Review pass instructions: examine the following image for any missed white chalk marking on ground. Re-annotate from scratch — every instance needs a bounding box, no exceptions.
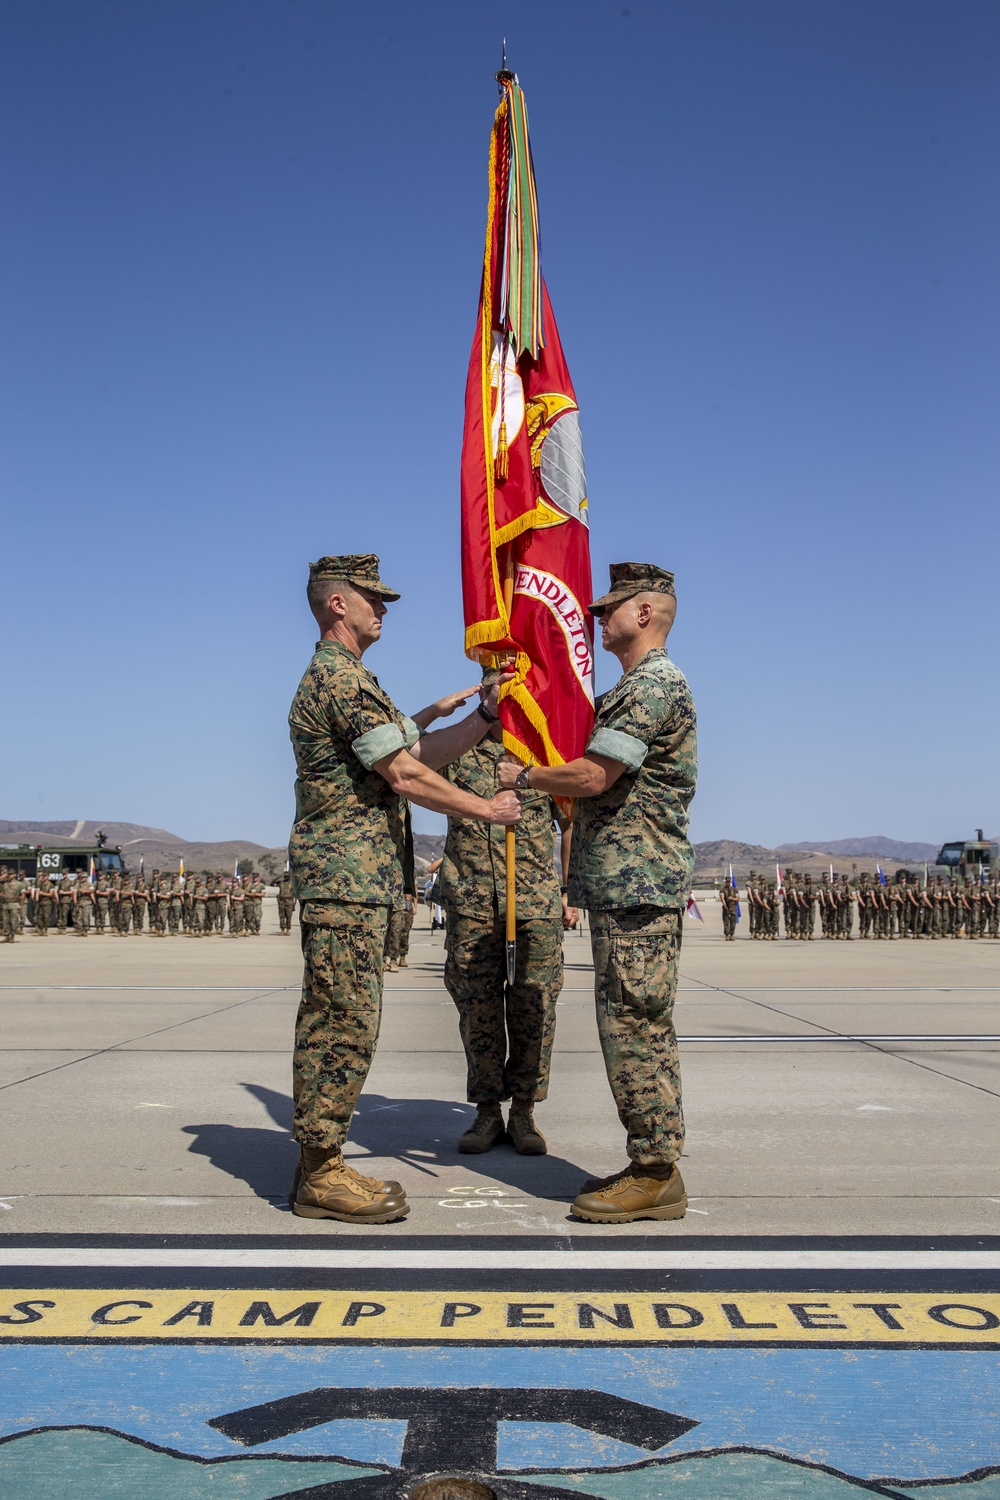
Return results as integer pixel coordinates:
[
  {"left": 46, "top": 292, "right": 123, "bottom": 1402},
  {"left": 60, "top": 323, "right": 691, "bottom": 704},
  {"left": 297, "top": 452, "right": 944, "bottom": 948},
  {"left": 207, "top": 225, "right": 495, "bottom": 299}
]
[{"left": 2, "top": 1248, "right": 999, "bottom": 1270}]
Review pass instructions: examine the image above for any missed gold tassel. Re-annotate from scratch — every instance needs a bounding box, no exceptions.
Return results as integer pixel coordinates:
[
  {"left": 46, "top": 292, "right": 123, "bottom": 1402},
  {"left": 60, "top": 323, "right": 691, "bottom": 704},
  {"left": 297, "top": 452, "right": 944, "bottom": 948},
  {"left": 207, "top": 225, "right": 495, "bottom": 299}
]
[{"left": 494, "top": 421, "right": 509, "bottom": 482}]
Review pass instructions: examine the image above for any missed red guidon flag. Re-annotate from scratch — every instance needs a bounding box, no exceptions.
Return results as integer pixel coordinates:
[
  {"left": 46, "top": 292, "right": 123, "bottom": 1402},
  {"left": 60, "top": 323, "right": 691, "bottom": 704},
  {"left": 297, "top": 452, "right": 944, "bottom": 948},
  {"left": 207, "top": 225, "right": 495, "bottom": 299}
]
[{"left": 461, "top": 73, "right": 594, "bottom": 789}]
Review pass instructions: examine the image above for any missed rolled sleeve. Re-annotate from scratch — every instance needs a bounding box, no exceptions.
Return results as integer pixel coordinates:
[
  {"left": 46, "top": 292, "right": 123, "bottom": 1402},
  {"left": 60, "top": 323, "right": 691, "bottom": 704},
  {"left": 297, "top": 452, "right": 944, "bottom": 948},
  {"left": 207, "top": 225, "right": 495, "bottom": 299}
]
[
  {"left": 587, "top": 726, "right": 648, "bottom": 770},
  {"left": 400, "top": 716, "right": 421, "bottom": 749},
  {"left": 353, "top": 721, "right": 408, "bottom": 769}
]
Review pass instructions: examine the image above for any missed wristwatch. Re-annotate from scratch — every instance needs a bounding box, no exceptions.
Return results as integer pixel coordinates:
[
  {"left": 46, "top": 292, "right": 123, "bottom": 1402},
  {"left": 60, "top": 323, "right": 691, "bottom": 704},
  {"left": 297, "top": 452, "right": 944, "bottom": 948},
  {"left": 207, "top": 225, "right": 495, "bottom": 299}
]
[
  {"left": 514, "top": 766, "right": 532, "bottom": 791},
  {"left": 476, "top": 701, "right": 499, "bottom": 724}
]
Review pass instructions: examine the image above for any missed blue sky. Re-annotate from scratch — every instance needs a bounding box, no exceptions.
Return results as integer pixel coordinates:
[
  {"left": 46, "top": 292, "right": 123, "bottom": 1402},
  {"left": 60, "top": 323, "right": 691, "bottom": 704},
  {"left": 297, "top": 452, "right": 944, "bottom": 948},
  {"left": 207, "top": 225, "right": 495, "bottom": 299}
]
[{"left": 3, "top": 0, "right": 998, "bottom": 849}]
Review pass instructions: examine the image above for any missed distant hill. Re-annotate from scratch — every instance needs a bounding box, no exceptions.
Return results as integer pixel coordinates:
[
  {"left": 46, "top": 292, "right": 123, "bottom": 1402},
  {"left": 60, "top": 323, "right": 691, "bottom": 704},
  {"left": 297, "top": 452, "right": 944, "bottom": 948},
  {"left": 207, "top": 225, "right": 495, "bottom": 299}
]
[
  {"left": 413, "top": 833, "right": 445, "bottom": 871},
  {"left": 0, "top": 819, "right": 286, "bottom": 877},
  {"left": 776, "top": 836, "right": 941, "bottom": 862},
  {"left": 4, "top": 818, "right": 962, "bottom": 885}
]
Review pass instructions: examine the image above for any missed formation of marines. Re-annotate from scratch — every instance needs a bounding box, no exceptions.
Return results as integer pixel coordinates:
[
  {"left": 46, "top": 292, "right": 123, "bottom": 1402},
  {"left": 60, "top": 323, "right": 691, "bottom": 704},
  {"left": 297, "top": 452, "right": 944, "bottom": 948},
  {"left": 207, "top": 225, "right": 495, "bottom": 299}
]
[
  {"left": 0, "top": 867, "right": 296, "bottom": 940},
  {"left": 724, "top": 871, "right": 1000, "bottom": 941}
]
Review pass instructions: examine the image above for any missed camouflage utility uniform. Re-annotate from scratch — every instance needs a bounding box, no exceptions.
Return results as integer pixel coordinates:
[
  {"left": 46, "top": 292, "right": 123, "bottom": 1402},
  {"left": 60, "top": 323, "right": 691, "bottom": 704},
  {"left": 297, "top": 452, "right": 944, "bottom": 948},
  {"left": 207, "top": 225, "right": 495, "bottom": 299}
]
[
  {"left": 719, "top": 880, "right": 739, "bottom": 940},
  {"left": 288, "top": 637, "right": 418, "bottom": 1151},
  {"left": 72, "top": 875, "right": 95, "bottom": 935},
  {"left": 569, "top": 646, "right": 697, "bottom": 1169},
  {"left": 2, "top": 877, "right": 26, "bottom": 942},
  {"left": 56, "top": 875, "right": 75, "bottom": 934},
  {"left": 33, "top": 878, "right": 56, "bottom": 936},
  {"left": 229, "top": 881, "right": 245, "bottom": 935},
  {"left": 384, "top": 803, "right": 416, "bottom": 971},
  {"left": 273, "top": 873, "right": 296, "bottom": 934},
  {"left": 440, "top": 736, "right": 564, "bottom": 1106}
]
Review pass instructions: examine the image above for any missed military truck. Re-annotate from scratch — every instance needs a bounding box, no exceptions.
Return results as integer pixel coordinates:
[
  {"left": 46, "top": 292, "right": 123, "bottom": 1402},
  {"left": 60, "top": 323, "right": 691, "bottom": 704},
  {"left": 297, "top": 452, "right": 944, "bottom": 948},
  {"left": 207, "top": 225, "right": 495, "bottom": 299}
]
[
  {"left": 935, "top": 830, "right": 998, "bottom": 878},
  {"left": 0, "top": 829, "right": 128, "bottom": 881}
]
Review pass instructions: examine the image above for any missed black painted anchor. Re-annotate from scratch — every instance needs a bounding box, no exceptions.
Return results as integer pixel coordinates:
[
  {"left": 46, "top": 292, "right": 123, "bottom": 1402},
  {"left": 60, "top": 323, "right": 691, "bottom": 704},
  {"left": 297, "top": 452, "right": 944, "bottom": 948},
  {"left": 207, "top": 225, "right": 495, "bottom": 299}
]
[{"left": 209, "top": 1385, "right": 698, "bottom": 1498}]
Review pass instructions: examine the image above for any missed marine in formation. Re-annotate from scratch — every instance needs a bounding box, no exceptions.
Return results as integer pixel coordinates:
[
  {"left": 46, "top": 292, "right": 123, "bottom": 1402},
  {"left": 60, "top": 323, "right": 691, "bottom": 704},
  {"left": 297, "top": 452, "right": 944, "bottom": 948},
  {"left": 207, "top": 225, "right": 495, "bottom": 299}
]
[{"left": 727, "top": 869, "right": 998, "bottom": 941}]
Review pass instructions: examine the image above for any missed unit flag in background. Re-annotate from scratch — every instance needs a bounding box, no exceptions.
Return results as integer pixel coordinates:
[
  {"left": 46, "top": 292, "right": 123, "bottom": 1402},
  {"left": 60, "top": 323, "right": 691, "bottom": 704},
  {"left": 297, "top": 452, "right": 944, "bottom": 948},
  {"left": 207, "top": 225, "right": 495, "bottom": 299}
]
[{"left": 460, "top": 71, "right": 594, "bottom": 795}]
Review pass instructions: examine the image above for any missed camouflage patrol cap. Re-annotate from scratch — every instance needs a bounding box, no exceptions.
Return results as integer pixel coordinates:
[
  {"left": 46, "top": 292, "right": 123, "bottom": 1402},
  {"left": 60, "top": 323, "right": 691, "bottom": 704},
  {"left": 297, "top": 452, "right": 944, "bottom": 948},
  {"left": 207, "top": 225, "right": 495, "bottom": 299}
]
[
  {"left": 308, "top": 554, "right": 400, "bottom": 602},
  {"left": 589, "top": 561, "right": 675, "bottom": 616}
]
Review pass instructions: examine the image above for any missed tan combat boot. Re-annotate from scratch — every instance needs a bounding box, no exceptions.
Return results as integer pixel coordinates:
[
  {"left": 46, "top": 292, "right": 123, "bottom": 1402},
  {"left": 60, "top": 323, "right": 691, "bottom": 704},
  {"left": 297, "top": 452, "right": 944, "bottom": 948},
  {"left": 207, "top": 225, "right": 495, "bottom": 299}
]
[
  {"left": 507, "top": 1103, "right": 547, "bottom": 1156},
  {"left": 571, "top": 1163, "right": 687, "bottom": 1224},
  {"left": 288, "top": 1152, "right": 403, "bottom": 1209},
  {"left": 291, "top": 1147, "right": 409, "bottom": 1222},
  {"left": 457, "top": 1103, "right": 505, "bottom": 1154}
]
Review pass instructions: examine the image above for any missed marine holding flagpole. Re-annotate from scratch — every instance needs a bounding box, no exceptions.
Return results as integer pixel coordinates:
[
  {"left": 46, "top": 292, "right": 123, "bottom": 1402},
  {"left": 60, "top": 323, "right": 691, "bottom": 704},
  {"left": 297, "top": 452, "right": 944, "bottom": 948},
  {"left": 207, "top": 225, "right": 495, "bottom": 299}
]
[
  {"left": 286, "top": 556, "right": 521, "bottom": 1224},
  {"left": 499, "top": 564, "right": 698, "bottom": 1223}
]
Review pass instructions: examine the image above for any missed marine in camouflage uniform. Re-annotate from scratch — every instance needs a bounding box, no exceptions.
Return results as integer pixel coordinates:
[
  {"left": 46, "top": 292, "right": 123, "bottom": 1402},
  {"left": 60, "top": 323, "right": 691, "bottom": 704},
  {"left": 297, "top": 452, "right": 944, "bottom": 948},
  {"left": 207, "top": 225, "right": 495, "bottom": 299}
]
[
  {"left": 439, "top": 729, "right": 566, "bottom": 1154},
  {"left": 746, "top": 872, "right": 759, "bottom": 938},
  {"left": 287, "top": 553, "right": 520, "bottom": 1224},
  {"left": 272, "top": 872, "right": 296, "bottom": 935},
  {"left": 189, "top": 878, "right": 209, "bottom": 936},
  {"left": 242, "top": 877, "right": 259, "bottom": 935},
  {"left": 132, "top": 878, "right": 148, "bottom": 934},
  {"left": 116, "top": 878, "right": 134, "bottom": 935},
  {"left": 857, "top": 875, "right": 872, "bottom": 938},
  {"left": 2, "top": 873, "right": 26, "bottom": 942},
  {"left": 501, "top": 562, "right": 696, "bottom": 1225},
  {"left": 229, "top": 879, "right": 246, "bottom": 935},
  {"left": 33, "top": 876, "right": 56, "bottom": 935},
  {"left": 719, "top": 878, "right": 739, "bottom": 940},
  {"left": 56, "top": 874, "right": 75, "bottom": 934},
  {"left": 800, "top": 873, "right": 816, "bottom": 939},
  {"left": 166, "top": 877, "right": 183, "bottom": 935},
  {"left": 93, "top": 873, "right": 112, "bottom": 934},
  {"left": 817, "top": 873, "right": 832, "bottom": 938},
  {"left": 72, "top": 873, "right": 95, "bottom": 935}
]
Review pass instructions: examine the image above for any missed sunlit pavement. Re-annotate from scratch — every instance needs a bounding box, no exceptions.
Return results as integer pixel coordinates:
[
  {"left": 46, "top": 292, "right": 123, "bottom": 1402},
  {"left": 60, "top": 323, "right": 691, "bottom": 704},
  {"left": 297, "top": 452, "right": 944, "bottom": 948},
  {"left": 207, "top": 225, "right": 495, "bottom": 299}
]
[{"left": 1, "top": 903, "right": 998, "bottom": 1496}]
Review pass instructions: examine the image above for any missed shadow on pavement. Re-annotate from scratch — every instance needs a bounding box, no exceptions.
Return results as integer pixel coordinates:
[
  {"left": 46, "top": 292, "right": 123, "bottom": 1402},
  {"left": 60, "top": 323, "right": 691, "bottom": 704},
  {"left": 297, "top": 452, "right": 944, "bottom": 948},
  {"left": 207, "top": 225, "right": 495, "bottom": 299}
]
[{"left": 182, "top": 1084, "right": 587, "bottom": 1206}]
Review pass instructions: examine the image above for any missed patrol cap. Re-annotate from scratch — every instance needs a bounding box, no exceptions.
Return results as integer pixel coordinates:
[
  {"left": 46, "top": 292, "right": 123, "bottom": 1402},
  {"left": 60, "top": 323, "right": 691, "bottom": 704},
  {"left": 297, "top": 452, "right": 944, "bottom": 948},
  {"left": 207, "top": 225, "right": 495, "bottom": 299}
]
[
  {"left": 589, "top": 561, "right": 675, "bottom": 616},
  {"left": 308, "top": 553, "right": 400, "bottom": 602}
]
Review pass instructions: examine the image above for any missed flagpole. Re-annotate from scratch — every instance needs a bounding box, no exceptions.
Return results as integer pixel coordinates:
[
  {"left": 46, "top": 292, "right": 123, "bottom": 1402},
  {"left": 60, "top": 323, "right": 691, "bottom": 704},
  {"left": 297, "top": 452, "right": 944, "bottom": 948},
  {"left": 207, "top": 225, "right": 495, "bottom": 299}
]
[{"left": 503, "top": 549, "right": 517, "bottom": 986}]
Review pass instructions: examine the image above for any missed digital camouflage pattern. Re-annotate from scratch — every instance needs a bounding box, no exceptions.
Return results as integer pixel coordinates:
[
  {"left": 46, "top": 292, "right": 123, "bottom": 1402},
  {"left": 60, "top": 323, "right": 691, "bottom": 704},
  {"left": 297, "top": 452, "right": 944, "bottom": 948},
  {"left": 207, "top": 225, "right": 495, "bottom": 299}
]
[
  {"left": 308, "top": 552, "right": 400, "bottom": 601},
  {"left": 273, "top": 874, "right": 296, "bottom": 933},
  {"left": 440, "top": 736, "right": 565, "bottom": 920},
  {"left": 720, "top": 881, "right": 739, "bottom": 939},
  {"left": 72, "top": 879, "right": 94, "bottom": 935},
  {"left": 440, "top": 738, "right": 565, "bottom": 1102},
  {"left": 288, "top": 639, "right": 418, "bottom": 907},
  {"left": 444, "top": 913, "right": 562, "bottom": 1103},
  {"left": 2, "top": 877, "right": 25, "bottom": 941},
  {"left": 590, "top": 906, "right": 684, "bottom": 1166},
  {"left": 244, "top": 876, "right": 265, "bottom": 935},
  {"left": 589, "top": 560, "right": 675, "bottom": 615},
  {"left": 385, "top": 901, "right": 414, "bottom": 962},
  {"left": 293, "top": 901, "right": 389, "bottom": 1148},
  {"left": 569, "top": 648, "right": 697, "bottom": 911},
  {"left": 56, "top": 876, "right": 74, "bottom": 933},
  {"left": 33, "top": 882, "right": 55, "bottom": 935}
]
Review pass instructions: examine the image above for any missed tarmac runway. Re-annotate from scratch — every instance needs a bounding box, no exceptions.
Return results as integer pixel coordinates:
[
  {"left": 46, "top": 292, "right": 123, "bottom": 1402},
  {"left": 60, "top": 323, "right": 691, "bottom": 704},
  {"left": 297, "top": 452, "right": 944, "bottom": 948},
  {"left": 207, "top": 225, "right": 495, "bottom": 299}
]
[{"left": 1, "top": 902, "right": 998, "bottom": 1496}]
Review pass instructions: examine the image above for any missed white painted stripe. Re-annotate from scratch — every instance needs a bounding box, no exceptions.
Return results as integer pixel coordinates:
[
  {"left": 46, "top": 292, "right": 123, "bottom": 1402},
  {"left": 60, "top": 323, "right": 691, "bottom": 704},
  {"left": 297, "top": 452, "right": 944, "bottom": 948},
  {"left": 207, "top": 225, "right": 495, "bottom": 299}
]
[
  {"left": 0, "top": 1248, "right": 997, "bottom": 1270},
  {"left": 679, "top": 1035, "right": 1000, "bottom": 1043},
  {"left": 2, "top": 985, "right": 999, "bottom": 993}
]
